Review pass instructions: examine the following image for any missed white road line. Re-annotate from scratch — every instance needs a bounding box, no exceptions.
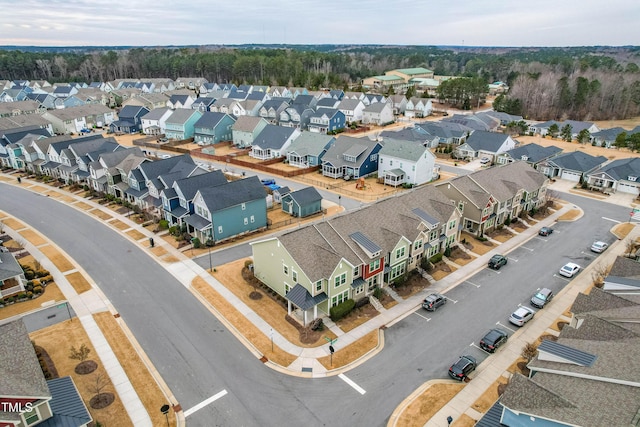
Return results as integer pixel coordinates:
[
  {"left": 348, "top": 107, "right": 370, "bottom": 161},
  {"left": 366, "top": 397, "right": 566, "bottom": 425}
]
[
  {"left": 581, "top": 251, "right": 595, "bottom": 258},
  {"left": 445, "top": 296, "right": 458, "bottom": 304},
  {"left": 553, "top": 274, "right": 571, "bottom": 281},
  {"left": 507, "top": 257, "right": 518, "bottom": 262},
  {"left": 496, "top": 321, "right": 517, "bottom": 333},
  {"left": 520, "top": 246, "right": 534, "bottom": 251},
  {"left": 184, "top": 390, "right": 228, "bottom": 417},
  {"left": 470, "top": 342, "right": 483, "bottom": 350},
  {"left": 602, "top": 217, "right": 621, "bottom": 224},
  {"left": 465, "top": 281, "right": 481, "bottom": 288},
  {"left": 413, "top": 311, "right": 431, "bottom": 322},
  {"left": 339, "top": 373, "right": 366, "bottom": 395},
  {"left": 534, "top": 236, "right": 547, "bottom": 241}
]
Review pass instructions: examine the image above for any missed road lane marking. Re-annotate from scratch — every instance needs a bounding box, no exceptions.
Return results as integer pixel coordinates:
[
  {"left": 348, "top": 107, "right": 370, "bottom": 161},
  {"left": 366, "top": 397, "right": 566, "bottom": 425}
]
[
  {"left": 413, "top": 311, "right": 431, "bottom": 322},
  {"left": 520, "top": 246, "right": 534, "bottom": 251},
  {"left": 507, "top": 257, "right": 518, "bottom": 262},
  {"left": 581, "top": 251, "right": 595, "bottom": 258},
  {"left": 602, "top": 217, "right": 621, "bottom": 223},
  {"left": 553, "top": 274, "right": 571, "bottom": 281},
  {"left": 444, "top": 296, "right": 458, "bottom": 304},
  {"left": 184, "top": 389, "right": 228, "bottom": 417},
  {"left": 496, "top": 321, "right": 517, "bottom": 333},
  {"left": 339, "top": 373, "right": 366, "bottom": 395},
  {"left": 465, "top": 281, "right": 481, "bottom": 288}
]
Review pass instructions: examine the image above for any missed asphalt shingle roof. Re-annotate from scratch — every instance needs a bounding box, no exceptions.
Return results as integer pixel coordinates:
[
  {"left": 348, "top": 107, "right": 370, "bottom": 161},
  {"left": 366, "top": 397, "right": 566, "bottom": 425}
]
[
  {"left": 287, "top": 186, "right": 322, "bottom": 205},
  {"left": 199, "top": 176, "right": 266, "bottom": 213},
  {"left": 379, "top": 138, "right": 431, "bottom": 162},
  {"left": 590, "top": 157, "right": 640, "bottom": 181},
  {"left": 252, "top": 124, "right": 297, "bottom": 150},
  {"left": 463, "top": 130, "right": 510, "bottom": 152},
  {"left": 505, "top": 143, "right": 562, "bottom": 163}
]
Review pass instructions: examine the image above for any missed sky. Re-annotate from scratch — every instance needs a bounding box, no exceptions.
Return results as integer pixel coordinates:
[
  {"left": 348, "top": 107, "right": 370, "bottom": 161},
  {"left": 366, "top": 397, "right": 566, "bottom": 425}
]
[{"left": 1, "top": 0, "right": 639, "bottom": 47}]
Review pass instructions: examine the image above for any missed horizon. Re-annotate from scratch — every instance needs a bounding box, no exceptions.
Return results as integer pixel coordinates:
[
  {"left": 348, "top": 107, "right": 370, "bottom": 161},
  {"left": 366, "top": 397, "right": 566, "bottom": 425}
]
[{"left": 1, "top": 0, "right": 638, "bottom": 47}]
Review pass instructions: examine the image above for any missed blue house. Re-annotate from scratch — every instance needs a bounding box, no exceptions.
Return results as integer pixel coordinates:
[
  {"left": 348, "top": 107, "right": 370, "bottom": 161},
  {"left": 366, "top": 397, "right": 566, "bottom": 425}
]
[
  {"left": 321, "top": 135, "right": 383, "bottom": 179},
  {"left": 281, "top": 186, "right": 322, "bottom": 218},
  {"left": 193, "top": 112, "right": 236, "bottom": 146},
  {"left": 109, "top": 106, "right": 150, "bottom": 134},
  {"left": 307, "top": 108, "right": 345, "bottom": 134},
  {"left": 165, "top": 109, "right": 203, "bottom": 140},
  {"left": 188, "top": 176, "right": 268, "bottom": 244},
  {"left": 161, "top": 170, "right": 228, "bottom": 225},
  {"left": 285, "top": 132, "right": 335, "bottom": 168}
]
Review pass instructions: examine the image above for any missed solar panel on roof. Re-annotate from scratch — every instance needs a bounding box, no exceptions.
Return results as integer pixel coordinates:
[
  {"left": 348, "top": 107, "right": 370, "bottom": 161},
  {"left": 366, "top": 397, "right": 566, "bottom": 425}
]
[{"left": 350, "top": 232, "right": 381, "bottom": 254}]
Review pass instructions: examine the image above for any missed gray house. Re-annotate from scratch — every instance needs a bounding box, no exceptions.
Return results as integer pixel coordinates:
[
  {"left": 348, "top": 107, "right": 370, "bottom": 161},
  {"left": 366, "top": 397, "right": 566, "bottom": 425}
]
[
  {"left": 285, "top": 132, "right": 335, "bottom": 168},
  {"left": 250, "top": 124, "right": 301, "bottom": 160},
  {"left": 496, "top": 143, "right": 562, "bottom": 168},
  {"left": 586, "top": 157, "right": 640, "bottom": 195},
  {"left": 193, "top": 112, "right": 236, "bottom": 146},
  {"left": 537, "top": 151, "right": 607, "bottom": 182},
  {"left": 232, "top": 116, "right": 269, "bottom": 148},
  {"left": 455, "top": 130, "right": 516, "bottom": 161},
  {"left": 281, "top": 186, "right": 322, "bottom": 218}
]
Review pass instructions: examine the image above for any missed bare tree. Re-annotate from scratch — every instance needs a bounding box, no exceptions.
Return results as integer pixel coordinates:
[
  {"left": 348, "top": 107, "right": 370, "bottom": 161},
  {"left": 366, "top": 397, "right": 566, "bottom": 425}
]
[
  {"left": 625, "top": 237, "right": 637, "bottom": 258},
  {"left": 591, "top": 262, "right": 609, "bottom": 288},
  {"left": 87, "top": 372, "right": 109, "bottom": 401},
  {"left": 522, "top": 342, "right": 538, "bottom": 363}
]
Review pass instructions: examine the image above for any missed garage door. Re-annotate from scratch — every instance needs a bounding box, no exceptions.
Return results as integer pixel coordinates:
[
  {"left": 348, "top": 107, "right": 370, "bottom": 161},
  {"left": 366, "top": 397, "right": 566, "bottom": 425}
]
[
  {"left": 561, "top": 170, "right": 581, "bottom": 182},
  {"left": 617, "top": 182, "right": 640, "bottom": 195}
]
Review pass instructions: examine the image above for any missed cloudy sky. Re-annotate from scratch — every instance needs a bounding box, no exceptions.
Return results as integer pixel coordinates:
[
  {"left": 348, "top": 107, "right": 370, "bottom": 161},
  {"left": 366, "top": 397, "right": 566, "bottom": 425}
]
[{"left": 1, "top": 0, "right": 638, "bottom": 47}]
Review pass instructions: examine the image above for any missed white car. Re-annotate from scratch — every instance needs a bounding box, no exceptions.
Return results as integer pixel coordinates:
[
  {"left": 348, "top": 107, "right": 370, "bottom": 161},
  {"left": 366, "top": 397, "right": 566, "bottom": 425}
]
[
  {"left": 591, "top": 241, "right": 608, "bottom": 253},
  {"left": 509, "top": 306, "right": 535, "bottom": 326},
  {"left": 480, "top": 157, "right": 490, "bottom": 165},
  {"left": 559, "top": 262, "right": 581, "bottom": 278}
]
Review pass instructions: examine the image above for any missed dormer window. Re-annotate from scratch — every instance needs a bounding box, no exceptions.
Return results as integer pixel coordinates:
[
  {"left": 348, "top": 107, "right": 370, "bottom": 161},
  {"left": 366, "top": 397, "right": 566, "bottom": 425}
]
[{"left": 521, "top": 155, "right": 529, "bottom": 161}]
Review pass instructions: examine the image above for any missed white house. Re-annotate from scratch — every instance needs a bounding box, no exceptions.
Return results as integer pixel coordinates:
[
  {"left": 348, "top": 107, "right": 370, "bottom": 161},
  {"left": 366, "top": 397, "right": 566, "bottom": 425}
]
[
  {"left": 362, "top": 102, "right": 394, "bottom": 126},
  {"left": 378, "top": 138, "right": 437, "bottom": 187}
]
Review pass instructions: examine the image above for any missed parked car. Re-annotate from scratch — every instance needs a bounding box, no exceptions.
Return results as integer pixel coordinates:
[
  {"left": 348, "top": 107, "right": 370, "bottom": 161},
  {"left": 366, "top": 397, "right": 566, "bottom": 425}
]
[
  {"left": 422, "top": 293, "right": 447, "bottom": 311},
  {"left": 479, "top": 328, "right": 508, "bottom": 353},
  {"left": 509, "top": 306, "right": 535, "bottom": 326},
  {"left": 530, "top": 288, "right": 554, "bottom": 308},
  {"left": 448, "top": 355, "right": 477, "bottom": 381},
  {"left": 591, "top": 241, "right": 609, "bottom": 253},
  {"left": 559, "top": 262, "right": 580, "bottom": 278},
  {"left": 538, "top": 227, "right": 553, "bottom": 236},
  {"left": 80, "top": 128, "right": 91, "bottom": 134},
  {"left": 480, "top": 157, "right": 490, "bottom": 165},
  {"left": 488, "top": 254, "right": 508, "bottom": 270},
  {"left": 261, "top": 179, "right": 276, "bottom": 186}
]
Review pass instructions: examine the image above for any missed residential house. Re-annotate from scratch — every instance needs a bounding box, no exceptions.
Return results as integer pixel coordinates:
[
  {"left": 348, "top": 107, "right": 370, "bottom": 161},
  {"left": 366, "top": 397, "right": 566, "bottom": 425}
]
[
  {"left": 109, "top": 105, "right": 149, "bottom": 134},
  {"left": 443, "top": 114, "right": 499, "bottom": 132},
  {"left": 42, "top": 105, "right": 116, "bottom": 134},
  {"left": 167, "top": 94, "right": 195, "bottom": 110},
  {"left": 377, "top": 138, "right": 437, "bottom": 187},
  {"left": 284, "top": 132, "right": 335, "bottom": 168},
  {"left": 61, "top": 95, "right": 87, "bottom": 108},
  {"left": 454, "top": 130, "right": 516, "bottom": 161},
  {"left": 273, "top": 186, "right": 290, "bottom": 203},
  {"left": 387, "top": 95, "right": 408, "bottom": 115},
  {"left": 25, "top": 135, "right": 71, "bottom": 174},
  {"left": 52, "top": 85, "right": 78, "bottom": 98},
  {"left": 1, "top": 127, "right": 53, "bottom": 170},
  {"left": 415, "top": 122, "right": 469, "bottom": 147},
  {"left": 250, "top": 124, "right": 301, "bottom": 160},
  {"left": 495, "top": 287, "right": 640, "bottom": 427},
  {"left": 193, "top": 112, "right": 235, "bottom": 146},
  {"left": 337, "top": 98, "right": 366, "bottom": 123},
  {"left": 25, "top": 92, "right": 62, "bottom": 110},
  {"left": 379, "top": 127, "right": 438, "bottom": 149},
  {"left": 0, "top": 114, "right": 54, "bottom": 134},
  {"left": 191, "top": 97, "right": 217, "bottom": 112},
  {"left": 122, "top": 93, "right": 169, "bottom": 111},
  {"left": 496, "top": 143, "right": 562, "bottom": 168},
  {"left": 209, "top": 98, "right": 239, "bottom": 115},
  {"left": 164, "top": 109, "right": 202, "bottom": 140},
  {"left": 590, "top": 127, "right": 628, "bottom": 148},
  {"left": 404, "top": 97, "right": 432, "bottom": 118},
  {"left": 0, "top": 100, "right": 42, "bottom": 118},
  {"left": 140, "top": 107, "right": 173, "bottom": 136},
  {"left": 586, "top": 157, "right": 640, "bottom": 195},
  {"left": 88, "top": 146, "right": 146, "bottom": 194},
  {"left": 362, "top": 102, "right": 394, "bottom": 126},
  {"left": 289, "top": 87, "right": 309, "bottom": 99},
  {"left": 198, "top": 82, "right": 219, "bottom": 94},
  {"left": 161, "top": 170, "right": 228, "bottom": 226},
  {"left": 537, "top": 151, "right": 607, "bottom": 182},
  {"left": 482, "top": 111, "right": 523, "bottom": 126},
  {"left": 281, "top": 187, "right": 322, "bottom": 218},
  {"left": 328, "top": 89, "right": 345, "bottom": 100},
  {"left": 291, "top": 94, "right": 317, "bottom": 110},
  {"left": 0, "top": 319, "right": 92, "bottom": 427},
  {"left": 603, "top": 256, "right": 640, "bottom": 297},
  {"left": 436, "top": 161, "right": 549, "bottom": 236},
  {"left": 315, "top": 97, "right": 340, "bottom": 109},
  {"left": 250, "top": 184, "right": 460, "bottom": 325},
  {"left": 175, "top": 77, "right": 208, "bottom": 90},
  {"left": 0, "top": 250, "right": 28, "bottom": 298},
  {"left": 258, "top": 99, "right": 290, "bottom": 125},
  {"left": 363, "top": 94, "right": 386, "bottom": 106},
  {"left": 529, "top": 119, "right": 599, "bottom": 138},
  {"left": 269, "top": 86, "right": 292, "bottom": 99},
  {"left": 307, "top": 108, "right": 345, "bottom": 134},
  {"left": 279, "top": 104, "right": 314, "bottom": 130},
  {"left": 56, "top": 137, "right": 121, "bottom": 184},
  {"left": 321, "top": 135, "right": 383, "bottom": 179},
  {"left": 186, "top": 176, "right": 268, "bottom": 244},
  {"left": 232, "top": 116, "right": 269, "bottom": 148}
]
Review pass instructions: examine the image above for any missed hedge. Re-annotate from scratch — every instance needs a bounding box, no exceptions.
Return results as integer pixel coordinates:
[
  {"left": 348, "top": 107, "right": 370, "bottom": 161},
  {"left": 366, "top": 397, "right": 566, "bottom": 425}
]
[
  {"left": 429, "top": 253, "right": 443, "bottom": 264},
  {"left": 330, "top": 299, "right": 355, "bottom": 321}
]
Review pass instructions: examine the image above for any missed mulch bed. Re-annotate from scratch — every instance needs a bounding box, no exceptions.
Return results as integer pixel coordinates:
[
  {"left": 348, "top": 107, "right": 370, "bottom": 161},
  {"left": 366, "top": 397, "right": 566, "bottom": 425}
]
[
  {"left": 486, "top": 228, "right": 514, "bottom": 239},
  {"left": 75, "top": 360, "right": 98, "bottom": 375},
  {"left": 449, "top": 247, "right": 471, "bottom": 261},
  {"left": 90, "top": 393, "right": 115, "bottom": 409},
  {"left": 285, "top": 314, "right": 323, "bottom": 345},
  {"left": 34, "top": 345, "right": 59, "bottom": 379},
  {"left": 392, "top": 271, "right": 431, "bottom": 297}
]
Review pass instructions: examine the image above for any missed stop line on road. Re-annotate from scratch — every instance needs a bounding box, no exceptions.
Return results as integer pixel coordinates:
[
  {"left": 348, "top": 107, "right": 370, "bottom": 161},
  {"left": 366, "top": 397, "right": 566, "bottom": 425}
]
[{"left": 184, "top": 389, "right": 228, "bottom": 418}]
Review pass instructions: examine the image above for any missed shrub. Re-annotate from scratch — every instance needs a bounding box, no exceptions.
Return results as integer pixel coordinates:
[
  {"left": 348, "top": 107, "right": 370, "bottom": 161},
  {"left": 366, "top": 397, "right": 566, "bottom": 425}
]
[
  {"left": 158, "top": 219, "right": 169, "bottom": 230},
  {"left": 26, "top": 291, "right": 33, "bottom": 299},
  {"left": 17, "top": 292, "right": 27, "bottom": 300},
  {"left": 429, "top": 253, "right": 443, "bottom": 264},
  {"left": 33, "top": 285, "right": 43, "bottom": 294},
  {"left": 444, "top": 246, "right": 452, "bottom": 257},
  {"left": 244, "top": 260, "right": 253, "bottom": 269},
  {"left": 497, "top": 224, "right": 504, "bottom": 230},
  {"left": 330, "top": 299, "right": 355, "bottom": 321},
  {"left": 40, "top": 275, "right": 53, "bottom": 283},
  {"left": 373, "top": 287, "right": 384, "bottom": 299},
  {"left": 476, "top": 235, "right": 488, "bottom": 242},
  {"left": 35, "top": 270, "right": 50, "bottom": 278},
  {"left": 581, "top": 181, "right": 588, "bottom": 189},
  {"left": 192, "top": 237, "right": 201, "bottom": 249},
  {"left": 504, "top": 217, "right": 512, "bottom": 226}
]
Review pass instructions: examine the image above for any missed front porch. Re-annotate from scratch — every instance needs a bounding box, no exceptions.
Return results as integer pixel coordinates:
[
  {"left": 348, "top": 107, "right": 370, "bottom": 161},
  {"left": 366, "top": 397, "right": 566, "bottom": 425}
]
[
  {"left": 285, "top": 284, "right": 328, "bottom": 327},
  {"left": 383, "top": 168, "right": 406, "bottom": 187}
]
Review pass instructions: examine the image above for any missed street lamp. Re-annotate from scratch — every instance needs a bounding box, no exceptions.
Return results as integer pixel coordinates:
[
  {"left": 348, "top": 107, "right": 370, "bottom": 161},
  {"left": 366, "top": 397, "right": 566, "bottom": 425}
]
[{"left": 160, "top": 404, "right": 170, "bottom": 427}]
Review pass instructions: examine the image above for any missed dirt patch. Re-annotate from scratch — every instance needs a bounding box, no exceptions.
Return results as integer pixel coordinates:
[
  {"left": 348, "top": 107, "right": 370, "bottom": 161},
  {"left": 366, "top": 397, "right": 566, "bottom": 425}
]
[
  {"left": 75, "top": 360, "right": 98, "bottom": 375},
  {"left": 612, "top": 222, "right": 635, "bottom": 239},
  {"left": 549, "top": 320, "right": 568, "bottom": 332},
  {"left": 392, "top": 271, "right": 431, "bottom": 299},
  {"left": 191, "top": 276, "right": 298, "bottom": 367},
  {"left": 451, "top": 414, "right": 478, "bottom": 427},
  {"left": 150, "top": 246, "right": 168, "bottom": 257},
  {"left": 507, "top": 357, "right": 528, "bottom": 374},
  {"left": 126, "top": 229, "right": 145, "bottom": 240},
  {"left": 161, "top": 255, "right": 180, "bottom": 263},
  {"left": 285, "top": 315, "right": 325, "bottom": 344},
  {"left": 460, "top": 232, "right": 495, "bottom": 255},
  {"left": 380, "top": 293, "right": 398, "bottom": 309},
  {"left": 317, "top": 330, "right": 379, "bottom": 370},
  {"left": 335, "top": 303, "right": 380, "bottom": 333},
  {"left": 394, "top": 383, "right": 465, "bottom": 427},
  {"left": 29, "top": 319, "right": 132, "bottom": 427},
  {"left": 431, "top": 262, "right": 456, "bottom": 281},
  {"left": 0, "top": 282, "right": 65, "bottom": 320},
  {"left": 486, "top": 227, "right": 515, "bottom": 243},
  {"left": 511, "top": 221, "right": 529, "bottom": 232},
  {"left": 471, "top": 376, "right": 509, "bottom": 413},
  {"left": 557, "top": 209, "right": 581, "bottom": 221},
  {"left": 93, "top": 312, "right": 178, "bottom": 427},
  {"left": 213, "top": 259, "right": 335, "bottom": 347},
  {"left": 18, "top": 229, "right": 46, "bottom": 246},
  {"left": 64, "top": 271, "right": 92, "bottom": 294},
  {"left": 448, "top": 247, "right": 474, "bottom": 266},
  {"left": 89, "top": 209, "right": 113, "bottom": 220},
  {"left": 90, "top": 393, "right": 115, "bottom": 410},
  {"left": 39, "top": 245, "right": 75, "bottom": 273},
  {"left": 1, "top": 217, "right": 26, "bottom": 230}
]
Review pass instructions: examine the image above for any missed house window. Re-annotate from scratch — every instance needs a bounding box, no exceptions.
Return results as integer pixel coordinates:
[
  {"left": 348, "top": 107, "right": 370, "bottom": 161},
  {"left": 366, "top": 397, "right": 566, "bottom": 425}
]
[
  {"left": 370, "top": 154, "right": 378, "bottom": 162},
  {"left": 334, "top": 272, "right": 347, "bottom": 288},
  {"left": 396, "top": 247, "right": 406, "bottom": 258},
  {"left": 429, "top": 230, "right": 438, "bottom": 241},
  {"left": 331, "top": 289, "right": 349, "bottom": 307},
  {"left": 414, "top": 240, "right": 423, "bottom": 250},
  {"left": 292, "top": 270, "right": 298, "bottom": 282},
  {"left": 217, "top": 225, "right": 223, "bottom": 234},
  {"left": 283, "top": 265, "right": 289, "bottom": 276},
  {"left": 390, "top": 263, "right": 406, "bottom": 280},
  {"left": 23, "top": 407, "right": 39, "bottom": 425},
  {"left": 242, "top": 202, "right": 246, "bottom": 210},
  {"left": 369, "top": 259, "right": 380, "bottom": 271},
  {"left": 250, "top": 215, "right": 255, "bottom": 223},
  {"left": 390, "top": 160, "right": 393, "bottom": 166},
  {"left": 316, "top": 280, "right": 322, "bottom": 292},
  {"left": 448, "top": 220, "right": 456, "bottom": 230},
  {"left": 380, "top": 158, "right": 384, "bottom": 164},
  {"left": 355, "top": 284, "right": 364, "bottom": 295},
  {"left": 284, "top": 283, "right": 291, "bottom": 295},
  {"left": 353, "top": 266, "right": 359, "bottom": 277}
]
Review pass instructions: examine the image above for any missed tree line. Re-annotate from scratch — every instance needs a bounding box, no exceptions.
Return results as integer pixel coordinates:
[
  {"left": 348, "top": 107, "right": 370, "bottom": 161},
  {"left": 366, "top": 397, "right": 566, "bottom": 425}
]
[{"left": 0, "top": 45, "right": 638, "bottom": 120}]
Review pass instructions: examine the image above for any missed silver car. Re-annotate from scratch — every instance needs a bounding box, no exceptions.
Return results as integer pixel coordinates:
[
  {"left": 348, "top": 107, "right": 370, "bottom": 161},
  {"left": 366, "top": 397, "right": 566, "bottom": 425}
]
[
  {"left": 509, "top": 306, "right": 535, "bottom": 326},
  {"left": 591, "top": 241, "right": 608, "bottom": 253}
]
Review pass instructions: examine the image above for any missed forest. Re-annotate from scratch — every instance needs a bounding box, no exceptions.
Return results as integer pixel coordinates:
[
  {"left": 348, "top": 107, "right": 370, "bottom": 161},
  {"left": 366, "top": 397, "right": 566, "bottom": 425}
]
[{"left": 0, "top": 45, "right": 639, "bottom": 121}]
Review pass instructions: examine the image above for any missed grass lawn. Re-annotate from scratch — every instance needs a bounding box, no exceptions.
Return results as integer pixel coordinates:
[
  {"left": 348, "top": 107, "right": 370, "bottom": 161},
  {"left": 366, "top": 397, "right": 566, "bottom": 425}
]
[
  {"left": 64, "top": 271, "right": 92, "bottom": 294},
  {"left": 317, "top": 330, "right": 379, "bottom": 370},
  {"left": 1, "top": 217, "right": 26, "bottom": 230},
  {"left": 394, "top": 383, "right": 465, "bottom": 427},
  {"left": 126, "top": 229, "right": 146, "bottom": 241},
  {"left": 613, "top": 222, "right": 635, "bottom": 239},
  {"left": 0, "top": 283, "right": 65, "bottom": 320},
  {"left": 39, "top": 245, "right": 75, "bottom": 273},
  {"left": 18, "top": 228, "right": 46, "bottom": 246},
  {"left": 557, "top": 209, "right": 581, "bottom": 221},
  {"left": 89, "top": 209, "right": 113, "bottom": 221},
  {"left": 460, "top": 232, "right": 495, "bottom": 255}
]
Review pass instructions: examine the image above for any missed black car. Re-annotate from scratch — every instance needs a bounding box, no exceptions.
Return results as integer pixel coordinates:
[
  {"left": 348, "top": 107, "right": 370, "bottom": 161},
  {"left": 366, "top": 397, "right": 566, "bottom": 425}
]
[
  {"left": 422, "top": 293, "right": 447, "bottom": 311},
  {"left": 448, "top": 355, "right": 477, "bottom": 381},
  {"left": 538, "top": 227, "right": 553, "bottom": 236},
  {"left": 488, "top": 254, "right": 507, "bottom": 270},
  {"left": 479, "top": 328, "right": 508, "bottom": 353}
]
